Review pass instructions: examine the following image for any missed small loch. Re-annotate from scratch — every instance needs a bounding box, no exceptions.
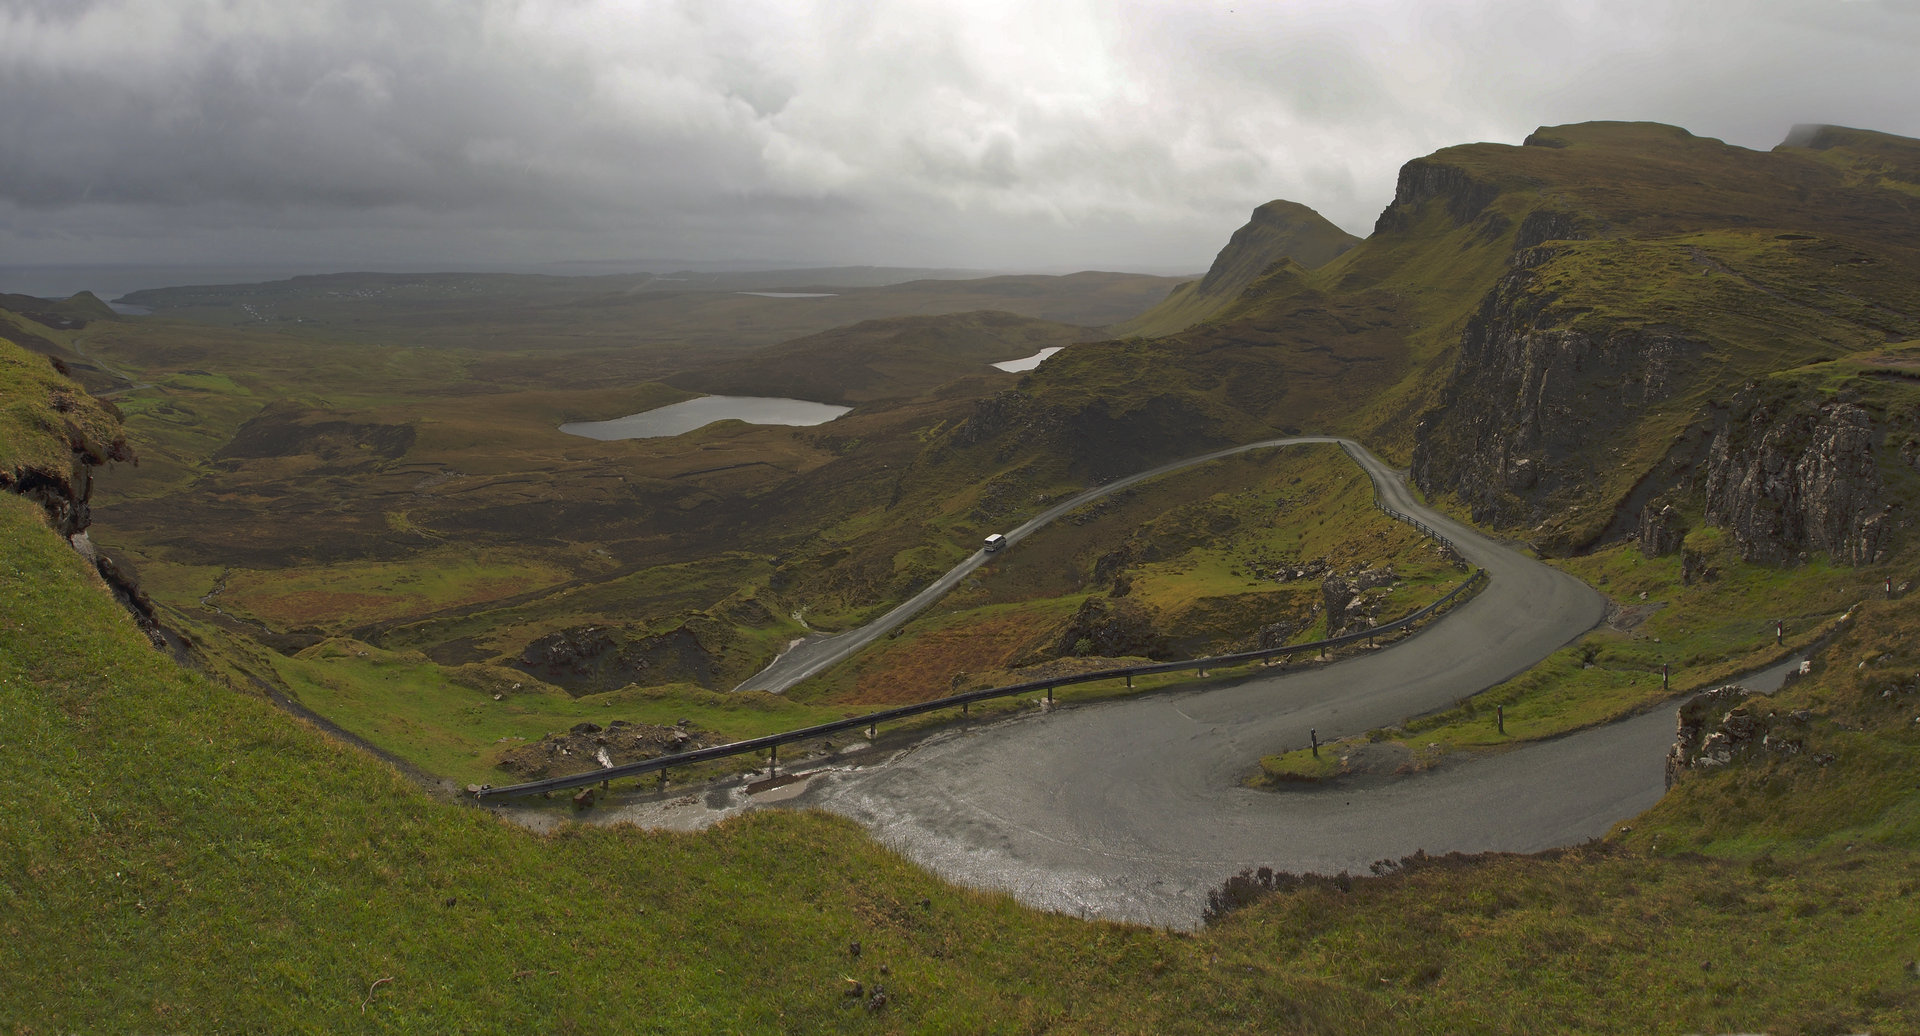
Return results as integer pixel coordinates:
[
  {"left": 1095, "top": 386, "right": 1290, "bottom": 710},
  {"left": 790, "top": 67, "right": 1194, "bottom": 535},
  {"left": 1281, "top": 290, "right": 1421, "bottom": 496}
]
[
  {"left": 991, "top": 346, "right": 1064, "bottom": 372},
  {"left": 560, "top": 395, "right": 852, "bottom": 441}
]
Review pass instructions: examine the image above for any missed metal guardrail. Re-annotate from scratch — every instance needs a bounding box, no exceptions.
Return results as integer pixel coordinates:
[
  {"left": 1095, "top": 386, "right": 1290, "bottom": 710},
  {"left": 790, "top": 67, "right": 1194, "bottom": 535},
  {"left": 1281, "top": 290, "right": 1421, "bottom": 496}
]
[
  {"left": 1335, "top": 441, "right": 1465, "bottom": 557},
  {"left": 474, "top": 567, "right": 1488, "bottom": 801}
]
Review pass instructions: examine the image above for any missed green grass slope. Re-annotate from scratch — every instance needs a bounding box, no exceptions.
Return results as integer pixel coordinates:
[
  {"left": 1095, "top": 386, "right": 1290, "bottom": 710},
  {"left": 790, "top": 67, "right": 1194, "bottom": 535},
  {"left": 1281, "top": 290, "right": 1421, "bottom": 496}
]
[{"left": 11, "top": 480, "right": 1920, "bottom": 1032}]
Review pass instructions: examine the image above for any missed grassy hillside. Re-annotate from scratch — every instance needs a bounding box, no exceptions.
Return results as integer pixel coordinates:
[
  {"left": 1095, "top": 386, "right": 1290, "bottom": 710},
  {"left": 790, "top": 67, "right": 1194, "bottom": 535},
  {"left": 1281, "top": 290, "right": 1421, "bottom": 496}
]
[
  {"left": 794, "top": 443, "right": 1465, "bottom": 707},
  {"left": 668, "top": 309, "right": 1093, "bottom": 405},
  {"left": 8, "top": 398, "right": 1920, "bottom": 1031}
]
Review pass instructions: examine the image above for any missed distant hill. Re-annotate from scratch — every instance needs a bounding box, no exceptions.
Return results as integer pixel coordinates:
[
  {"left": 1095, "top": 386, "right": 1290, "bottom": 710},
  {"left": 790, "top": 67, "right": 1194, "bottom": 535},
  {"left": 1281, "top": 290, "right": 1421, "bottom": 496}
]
[
  {"left": 109, "top": 268, "right": 1184, "bottom": 366},
  {"left": 1116, "top": 199, "right": 1360, "bottom": 337},
  {"left": 0, "top": 291, "right": 131, "bottom": 393}
]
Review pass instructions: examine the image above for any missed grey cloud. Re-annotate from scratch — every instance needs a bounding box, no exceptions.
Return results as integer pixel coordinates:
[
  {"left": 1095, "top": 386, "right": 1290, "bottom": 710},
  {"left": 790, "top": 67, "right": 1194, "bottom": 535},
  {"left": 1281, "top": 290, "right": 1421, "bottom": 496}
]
[{"left": 2, "top": 0, "right": 1917, "bottom": 274}]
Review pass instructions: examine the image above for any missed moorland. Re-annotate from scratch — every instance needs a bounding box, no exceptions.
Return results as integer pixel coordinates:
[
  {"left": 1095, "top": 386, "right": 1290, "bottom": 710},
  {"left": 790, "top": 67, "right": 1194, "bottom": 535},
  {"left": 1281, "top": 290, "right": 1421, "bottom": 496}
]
[{"left": 6, "top": 120, "right": 1920, "bottom": 1032}]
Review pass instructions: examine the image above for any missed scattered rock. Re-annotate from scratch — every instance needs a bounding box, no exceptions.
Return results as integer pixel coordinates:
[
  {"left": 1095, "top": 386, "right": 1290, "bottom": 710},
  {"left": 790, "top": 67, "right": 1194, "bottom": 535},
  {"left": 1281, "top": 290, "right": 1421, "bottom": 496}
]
[
  {"left": 496, "top": 721, "right": 723, "bottom": 780},
  {"left": 1322, "top": 566, "right": 1396, "bottom": 636}
]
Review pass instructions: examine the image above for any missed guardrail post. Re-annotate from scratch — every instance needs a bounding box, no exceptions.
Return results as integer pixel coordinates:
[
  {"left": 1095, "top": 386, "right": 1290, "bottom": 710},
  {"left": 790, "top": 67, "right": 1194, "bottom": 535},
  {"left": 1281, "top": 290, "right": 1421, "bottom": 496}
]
[
  {"left": 769, "top": 744, "right": 777, "bottom": 777},
  {"left": 1046, "top": 685, "right": 1054, "bottom": 704},
  {"left": 867, "top": 723, "right": 876, "bottom": 741},
  {"left": 1125, "top": 674, "right": 1132, "bottom": 689},
  {"left": 962, "top": 701, "right": 969, "bottom": 718},
  {"left": 659, "top": 768, "right": 668, "bottom": 789},
  {"left": 1310, "top": 728, "right": 1319, "bottom": 759}
]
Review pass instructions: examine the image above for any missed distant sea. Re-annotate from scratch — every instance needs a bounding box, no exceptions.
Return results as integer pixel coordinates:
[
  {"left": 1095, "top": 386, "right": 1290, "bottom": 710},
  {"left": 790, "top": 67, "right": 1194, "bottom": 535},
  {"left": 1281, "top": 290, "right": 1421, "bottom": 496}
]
[{"left": 0, "top": 258, "right": 884, "bottom": 303}]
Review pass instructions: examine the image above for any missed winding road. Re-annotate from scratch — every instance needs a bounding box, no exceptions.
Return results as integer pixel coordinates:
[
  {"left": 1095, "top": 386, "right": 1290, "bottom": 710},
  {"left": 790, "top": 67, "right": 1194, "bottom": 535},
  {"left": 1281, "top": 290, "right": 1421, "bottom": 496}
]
[
  {"left": 611, "top": 438, "right": 1708, "bottom": 928},
  {"left": 768, "top": 437, "right": 1640, "bottom": 927}
]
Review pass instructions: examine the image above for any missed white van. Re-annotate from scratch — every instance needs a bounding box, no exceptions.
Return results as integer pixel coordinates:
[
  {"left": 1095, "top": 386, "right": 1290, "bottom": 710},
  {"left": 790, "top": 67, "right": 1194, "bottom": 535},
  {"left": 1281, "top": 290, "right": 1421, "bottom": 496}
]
[{"left": 983, "top": 533, "right": 1006, "bottom": 553}]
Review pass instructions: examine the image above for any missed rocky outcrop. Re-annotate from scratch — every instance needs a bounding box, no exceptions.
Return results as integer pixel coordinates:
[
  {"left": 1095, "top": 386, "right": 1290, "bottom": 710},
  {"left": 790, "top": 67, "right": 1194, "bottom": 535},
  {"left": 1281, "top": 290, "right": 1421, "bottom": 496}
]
[
  {"left": 515, "top": 622, "right": 720, "bottom": 694},
  {"left": 1052, "top": 596, "right": 1166, "bottom": 659},
  {"left": 1321, "top": 565, "right": 1396, "bottom": 636},
  {"left": 1703, "top": 390, "right": 1889, "bottom": 565},
  {"left": 1639, "top": 501, "right": 1686, "bottom": 557},
  {"left": 1665, "top": 685, "right": 1809, "bottom": 787},
  {"left": 1411, "top": 255, "right": 1702, "bottom": 539}
]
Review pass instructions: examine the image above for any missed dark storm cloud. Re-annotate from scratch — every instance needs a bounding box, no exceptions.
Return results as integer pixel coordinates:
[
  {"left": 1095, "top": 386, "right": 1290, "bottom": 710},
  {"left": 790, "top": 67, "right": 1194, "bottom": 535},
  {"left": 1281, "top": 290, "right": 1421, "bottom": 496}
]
[{"left": 2, "top": 0, "right": 1917, "bottom": 273}]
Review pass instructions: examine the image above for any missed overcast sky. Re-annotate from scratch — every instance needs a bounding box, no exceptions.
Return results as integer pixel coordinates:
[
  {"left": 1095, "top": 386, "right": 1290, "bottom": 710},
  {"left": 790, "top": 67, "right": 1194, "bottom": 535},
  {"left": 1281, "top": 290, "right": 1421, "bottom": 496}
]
[{"left": 4, "top": 0, "right": 1918, "bottom": 283}]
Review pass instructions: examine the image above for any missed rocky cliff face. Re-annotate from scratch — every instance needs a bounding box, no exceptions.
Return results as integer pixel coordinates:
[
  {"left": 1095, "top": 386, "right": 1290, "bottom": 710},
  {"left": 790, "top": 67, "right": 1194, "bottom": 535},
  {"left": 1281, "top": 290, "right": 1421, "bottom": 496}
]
[
  {"left": 1372, "top": 158, "right": 1503, "bottom": 235},
  {"left": 1410, "top": 248, "right": 1702, "bottom": 540},
  {"left": 1703, "top": 389, "right": 1891, "bottom": 565}
]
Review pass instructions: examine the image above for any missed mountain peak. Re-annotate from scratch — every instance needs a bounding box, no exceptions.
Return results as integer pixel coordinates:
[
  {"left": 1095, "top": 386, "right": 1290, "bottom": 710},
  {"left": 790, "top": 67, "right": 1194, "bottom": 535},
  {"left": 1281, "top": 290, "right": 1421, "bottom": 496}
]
[{"left": 1116, "top": 199, "right": 1359, "bottom": 338}]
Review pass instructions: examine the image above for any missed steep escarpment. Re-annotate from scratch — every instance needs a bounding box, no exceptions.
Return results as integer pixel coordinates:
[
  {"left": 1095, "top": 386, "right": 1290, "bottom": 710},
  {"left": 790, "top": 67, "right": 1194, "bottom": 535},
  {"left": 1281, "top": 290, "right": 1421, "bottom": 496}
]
[
  {"left": 1410, "top": 247, "right": 1703, "bottom": 539},
  {"left": 0, "top": 336, "right": 160, "bottom": 642}
]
